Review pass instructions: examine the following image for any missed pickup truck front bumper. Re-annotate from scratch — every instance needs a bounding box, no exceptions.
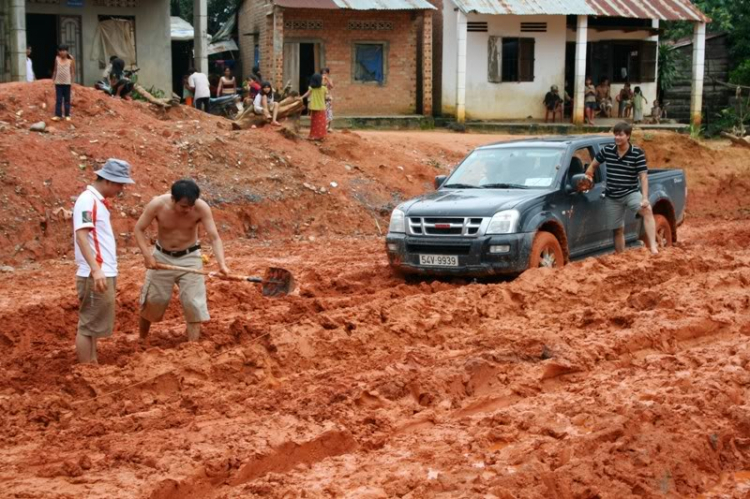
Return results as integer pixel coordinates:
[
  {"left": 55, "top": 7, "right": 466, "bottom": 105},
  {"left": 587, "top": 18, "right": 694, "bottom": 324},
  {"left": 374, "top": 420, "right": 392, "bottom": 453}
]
[{"left": 385, "top": 232, "right": 535, "bottom": 276}]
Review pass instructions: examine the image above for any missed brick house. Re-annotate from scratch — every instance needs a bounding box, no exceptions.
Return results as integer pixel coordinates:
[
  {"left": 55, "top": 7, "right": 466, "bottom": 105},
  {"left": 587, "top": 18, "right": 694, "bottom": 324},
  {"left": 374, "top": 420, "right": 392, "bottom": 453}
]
[{"left": 237, "top": 0, "right": 435, "bottom": 116}]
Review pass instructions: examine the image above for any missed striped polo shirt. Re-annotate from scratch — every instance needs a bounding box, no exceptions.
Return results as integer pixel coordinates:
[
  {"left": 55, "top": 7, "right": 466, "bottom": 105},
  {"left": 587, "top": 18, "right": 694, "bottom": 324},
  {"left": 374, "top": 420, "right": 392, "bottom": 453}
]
[{"left": 595, "top": 143, "right": 648, "bottom": 199}]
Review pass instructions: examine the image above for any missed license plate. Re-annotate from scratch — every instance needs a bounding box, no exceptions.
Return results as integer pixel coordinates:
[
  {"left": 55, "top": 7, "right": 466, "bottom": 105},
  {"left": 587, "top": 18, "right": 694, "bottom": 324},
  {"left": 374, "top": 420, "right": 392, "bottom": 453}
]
[{"left": 419, "top": 254, "right": 459, "bottom": 267}]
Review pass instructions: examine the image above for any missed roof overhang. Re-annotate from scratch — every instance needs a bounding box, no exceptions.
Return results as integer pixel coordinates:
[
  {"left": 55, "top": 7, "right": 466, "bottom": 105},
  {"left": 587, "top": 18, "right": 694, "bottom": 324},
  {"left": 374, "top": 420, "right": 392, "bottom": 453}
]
[
  {"left": 274, "top": 0, "right": 436, "bottom": 11},
  {"left": 452, "top": 0, "right": 708, "bottom": 22}
]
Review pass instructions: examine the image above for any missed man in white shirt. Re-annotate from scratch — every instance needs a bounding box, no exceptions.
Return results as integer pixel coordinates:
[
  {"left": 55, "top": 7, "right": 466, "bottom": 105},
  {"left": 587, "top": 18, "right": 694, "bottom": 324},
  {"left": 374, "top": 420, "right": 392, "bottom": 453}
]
[
  {"left": 73, "top": 159, "right": 135, "bottom": 363},
  {"left": 187, "top": 67, "right": 211, "bottom": 113},
  {"left": 26, "top": 46, "right": 35, "bottom": 82}
]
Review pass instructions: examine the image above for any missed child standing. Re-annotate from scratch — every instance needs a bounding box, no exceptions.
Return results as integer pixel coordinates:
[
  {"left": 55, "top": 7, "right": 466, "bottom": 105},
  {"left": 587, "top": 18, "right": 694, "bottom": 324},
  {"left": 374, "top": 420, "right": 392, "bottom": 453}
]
[
  {"left": 321, "top": 67, "right": 334, "bottom": 132},
  {"left": 52, "top": 44, "right": 75, "bottom": 121},
  {"left": 302, "top": 73, "right": 328, "bottom": 141},
  {"left": 632, "top": 86, "right": 648, "bottom": 123},
  {"left": 617, "top": 83, "right": 633, "bottom": 118}
]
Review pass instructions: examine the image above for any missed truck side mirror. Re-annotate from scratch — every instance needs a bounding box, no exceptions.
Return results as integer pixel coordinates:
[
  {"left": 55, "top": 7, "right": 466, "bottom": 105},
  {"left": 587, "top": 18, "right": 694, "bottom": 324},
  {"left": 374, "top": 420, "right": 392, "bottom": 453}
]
[
  {"left": 435, "top": 175, "right": 447, "bottom": 189},
  {"left": 567, "top": 173, "right": 588, "bottom": 194}
]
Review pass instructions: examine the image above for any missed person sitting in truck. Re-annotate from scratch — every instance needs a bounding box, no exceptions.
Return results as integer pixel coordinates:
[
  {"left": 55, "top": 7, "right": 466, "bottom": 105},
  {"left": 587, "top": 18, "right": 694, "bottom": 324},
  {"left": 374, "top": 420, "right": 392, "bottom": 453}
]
[{"left": 584, "top": 121, "right": 658, "bottom": 255}]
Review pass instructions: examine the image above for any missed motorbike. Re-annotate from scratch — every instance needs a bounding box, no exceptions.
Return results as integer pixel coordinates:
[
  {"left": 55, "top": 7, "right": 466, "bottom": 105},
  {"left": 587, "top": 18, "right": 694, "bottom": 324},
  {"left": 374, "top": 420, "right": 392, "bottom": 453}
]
[
  {"left": 209, "top": 91, "right": 243, "bottom": 119},
  {"left": 95, "top": 68, "right": 139, "bottom": 98}
]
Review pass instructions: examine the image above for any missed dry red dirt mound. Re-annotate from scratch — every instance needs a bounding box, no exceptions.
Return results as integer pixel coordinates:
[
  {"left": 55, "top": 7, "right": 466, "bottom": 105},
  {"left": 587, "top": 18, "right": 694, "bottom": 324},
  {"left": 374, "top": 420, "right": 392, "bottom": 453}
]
[{"left": 0, "top": 82, "right": 464, "bottom": 264}]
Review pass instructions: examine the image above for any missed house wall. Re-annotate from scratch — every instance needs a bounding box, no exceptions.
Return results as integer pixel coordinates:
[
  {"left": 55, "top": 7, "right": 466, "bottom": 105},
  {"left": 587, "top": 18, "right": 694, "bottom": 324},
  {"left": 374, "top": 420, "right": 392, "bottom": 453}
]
[
  {"left": 24, "top": 0, "right": 171, "bottom": 92},
  {"left": 442, "top": 9, "right": 567, "bottom": 120},
  {"left": 237, "top": 0, "right": 267, "bottom": 80},
  {"left": 567, "top": 23, "right": 659, "bottom": 113},
  {"left": 239, "top": 4, "right": 423, "bottom": 115}
]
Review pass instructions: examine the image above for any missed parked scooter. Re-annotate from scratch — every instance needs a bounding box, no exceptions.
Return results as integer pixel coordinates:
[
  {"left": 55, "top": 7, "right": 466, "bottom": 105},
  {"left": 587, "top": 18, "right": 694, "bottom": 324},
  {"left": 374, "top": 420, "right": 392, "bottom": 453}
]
[{"left": 209, "top": 91, "right": 243, "bottom": 119}]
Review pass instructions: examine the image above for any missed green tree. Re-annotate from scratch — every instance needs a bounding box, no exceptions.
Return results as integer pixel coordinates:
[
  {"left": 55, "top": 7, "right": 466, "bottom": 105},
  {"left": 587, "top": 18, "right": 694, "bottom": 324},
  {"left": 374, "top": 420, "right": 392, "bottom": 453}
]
[{"left": 171, "top": 0, "right": 239, "bottom": 36}]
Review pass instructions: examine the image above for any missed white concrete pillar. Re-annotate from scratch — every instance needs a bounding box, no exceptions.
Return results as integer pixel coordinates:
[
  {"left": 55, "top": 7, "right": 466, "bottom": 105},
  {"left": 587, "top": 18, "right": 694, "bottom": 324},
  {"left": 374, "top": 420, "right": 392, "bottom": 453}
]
[
  {"left": 572, "top": 15, "right": 587, "bottom": 126},
  {"left": 456, "top": 10, "right": 467, "bottom": 123},
  {"left": 9, "top": 0, "right": 27, "bottom": 81},
  {"left": 690, "top": 22, "right": 706, "bottom": 128},
  {"left": 193, "top": 0, "right": 208, "bottom": 74}
]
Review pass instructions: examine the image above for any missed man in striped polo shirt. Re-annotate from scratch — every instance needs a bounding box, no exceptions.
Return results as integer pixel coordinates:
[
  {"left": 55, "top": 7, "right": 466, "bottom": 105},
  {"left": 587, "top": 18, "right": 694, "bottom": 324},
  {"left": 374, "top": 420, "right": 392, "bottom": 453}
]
[
  {"left": 73, "top": 159, "right": 135, "bottom": 363},
  {"left": 584, "top": 122, "right": 658, "bottom": 255}
]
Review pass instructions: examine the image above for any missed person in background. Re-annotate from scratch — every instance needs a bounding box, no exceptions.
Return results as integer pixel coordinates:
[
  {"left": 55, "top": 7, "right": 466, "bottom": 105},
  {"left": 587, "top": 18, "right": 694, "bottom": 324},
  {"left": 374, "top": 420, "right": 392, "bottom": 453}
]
[
  {"left": 632, "top": 86, "right": 648, "bottom": 124},
  {"left": 188, "top": 67, "right": 211, "bottom": 113},
  {"left": 650, "top": 100, "right": 662, "bottom": 124},
  {"left": 584, "top": 77, "right": 597, "bottom": 125},
  {"left": 102, "top": 55, "right": 118, "bottom": 79},
  {"left": 72, "top": 159, "right": 135, "bottom": 363},
  {"left": 26, "top": 46, "right": 35, "bottom": 82},
  {"left": 321, "top": 67, "right": 334, "bottom": 132},
  {"left": 182, "top": 74, "right": 194, "bottom": 107},
  {"left": 617, "top": 83, "right": 633, "bottom": 118},
  {"left": 302, "top": 73, "right": 328, "bottom": 141},
  {"left": 596, "top": 78, "right": 613, "bottom": 118},
  {"left": 543, "top": 85, "right": 563, "bottom": 123},
  {"left": 51, "top": 44, "right": 75, "bottom": 122},
  {"left": 217, "top": 67, "right": 237, "bottom": 96},
  {"left": 253, "top": 81, "right": 280, "bottom": 126}
]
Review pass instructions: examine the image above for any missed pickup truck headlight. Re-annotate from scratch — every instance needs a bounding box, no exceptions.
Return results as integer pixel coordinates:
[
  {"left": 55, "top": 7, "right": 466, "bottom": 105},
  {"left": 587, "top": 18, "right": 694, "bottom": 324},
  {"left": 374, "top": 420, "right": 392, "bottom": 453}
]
[
  {"left": 388, "top": 209, "right": 406, "bottom": 233},
  {"left": 486, "top": 210, "right": 520, "bottom": 234}
]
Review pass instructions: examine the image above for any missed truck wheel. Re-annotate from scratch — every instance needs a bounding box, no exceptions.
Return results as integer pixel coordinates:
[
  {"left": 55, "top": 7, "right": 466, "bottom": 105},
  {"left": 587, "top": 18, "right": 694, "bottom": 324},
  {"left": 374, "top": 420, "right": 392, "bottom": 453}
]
[
  {"left": 528, "top": 232, "right": 564, "bottom": 269},
  {"left": 653, "top": 214, "right": 673, "bottom": 248}
]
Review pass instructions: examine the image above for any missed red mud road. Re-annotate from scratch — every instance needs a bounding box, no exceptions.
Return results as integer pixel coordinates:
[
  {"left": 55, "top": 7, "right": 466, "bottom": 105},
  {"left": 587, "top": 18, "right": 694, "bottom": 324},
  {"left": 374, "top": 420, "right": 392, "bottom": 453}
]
[{"left": 1, "top": 84, "right": 750, "bottom": 498}]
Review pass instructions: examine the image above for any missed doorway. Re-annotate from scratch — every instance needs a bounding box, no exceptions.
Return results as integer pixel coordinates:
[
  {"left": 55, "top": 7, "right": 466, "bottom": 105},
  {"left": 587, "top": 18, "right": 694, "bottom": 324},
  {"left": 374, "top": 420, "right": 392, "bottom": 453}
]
[
  {"left": 27, "top": 14, "right": 58, "bottom": 80},
  {"left": 283, "top": 40, "right": 322, "bottom": 93},
  {"left": 26, "top": 14, "right": 83, "bottom": 81}
]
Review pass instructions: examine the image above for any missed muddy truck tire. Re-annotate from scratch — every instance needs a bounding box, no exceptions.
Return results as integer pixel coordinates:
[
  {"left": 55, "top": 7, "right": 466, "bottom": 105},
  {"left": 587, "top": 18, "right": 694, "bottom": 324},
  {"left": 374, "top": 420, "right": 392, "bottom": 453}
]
[
  {"left": 652, "top": 214, "right": 673, "bottom": 248},
  {"left": 528, "top": 231, "right": 564, "bottom": 270}
]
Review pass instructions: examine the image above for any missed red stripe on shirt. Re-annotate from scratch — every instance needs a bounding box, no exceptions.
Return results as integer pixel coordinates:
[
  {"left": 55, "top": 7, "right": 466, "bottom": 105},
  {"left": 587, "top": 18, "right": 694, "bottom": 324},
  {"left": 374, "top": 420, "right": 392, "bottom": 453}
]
[{"left": 92, "top": 201, "right": 103, "bottom": 266}]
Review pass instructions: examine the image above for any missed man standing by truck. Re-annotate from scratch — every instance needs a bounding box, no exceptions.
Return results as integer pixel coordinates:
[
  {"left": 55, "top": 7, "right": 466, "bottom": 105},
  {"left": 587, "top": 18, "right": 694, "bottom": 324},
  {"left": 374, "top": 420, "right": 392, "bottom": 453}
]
[
  {"left": 584, "top": 121, "right": 658, "bottom": 254},
  {"left": 134, "top": 179, "right": 230, "bottom": 343}
]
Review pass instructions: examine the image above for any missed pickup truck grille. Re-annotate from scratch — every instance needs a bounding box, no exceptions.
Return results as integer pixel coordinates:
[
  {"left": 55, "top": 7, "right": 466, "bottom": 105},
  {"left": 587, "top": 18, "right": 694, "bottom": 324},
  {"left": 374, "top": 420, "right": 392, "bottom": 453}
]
[
  {"left": 407, "top": 243, "right": 472, "bottom": 255},
  {"left": 408, "top": 217, "right": 485, "bottom": 237}
]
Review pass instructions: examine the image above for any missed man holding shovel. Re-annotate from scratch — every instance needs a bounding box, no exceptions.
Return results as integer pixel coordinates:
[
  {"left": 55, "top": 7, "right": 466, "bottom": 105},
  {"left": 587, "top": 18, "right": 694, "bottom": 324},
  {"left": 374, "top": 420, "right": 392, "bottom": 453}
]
[{"left": 134, "top": 179, "right": 229, "bottom": 342}]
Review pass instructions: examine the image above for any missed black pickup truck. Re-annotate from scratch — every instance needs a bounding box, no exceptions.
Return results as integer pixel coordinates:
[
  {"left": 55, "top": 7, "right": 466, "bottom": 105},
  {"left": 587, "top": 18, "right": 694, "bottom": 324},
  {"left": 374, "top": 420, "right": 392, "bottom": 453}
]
[{"left": 385, "top": 136, "right": 686, "bottom": 276}]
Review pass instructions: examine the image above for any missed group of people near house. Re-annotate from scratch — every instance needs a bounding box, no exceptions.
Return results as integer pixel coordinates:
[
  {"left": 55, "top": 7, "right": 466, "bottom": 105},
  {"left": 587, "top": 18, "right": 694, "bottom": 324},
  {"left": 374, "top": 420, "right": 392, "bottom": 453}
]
[
  {"left": 182, "top": 65, "right": 335, "bottom": 140},
  {"left": 543, "top": 77, "right": 663, "bottom": 126}
]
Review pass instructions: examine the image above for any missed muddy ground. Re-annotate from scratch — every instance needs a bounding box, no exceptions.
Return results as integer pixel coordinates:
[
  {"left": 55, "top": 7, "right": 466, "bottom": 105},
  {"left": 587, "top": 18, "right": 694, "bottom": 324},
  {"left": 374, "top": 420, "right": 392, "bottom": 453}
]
[{"left": 1, "top": 83, "right": 750, "bottom": 498}]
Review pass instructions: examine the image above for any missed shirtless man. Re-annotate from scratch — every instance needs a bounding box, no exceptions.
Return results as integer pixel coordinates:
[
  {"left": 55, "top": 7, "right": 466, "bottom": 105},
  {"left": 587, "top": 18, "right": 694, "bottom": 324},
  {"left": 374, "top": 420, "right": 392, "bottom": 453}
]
[{"left": 134, "top": 179, "right": 230, "bottom": 342}]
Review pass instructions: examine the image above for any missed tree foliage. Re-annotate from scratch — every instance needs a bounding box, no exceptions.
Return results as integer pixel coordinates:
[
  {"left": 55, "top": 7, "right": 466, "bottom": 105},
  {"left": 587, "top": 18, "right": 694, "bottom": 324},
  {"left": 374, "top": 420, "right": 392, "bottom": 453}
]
[
  {"left": 171, "top": 0, "right": 239, "bottom": 36},
  {"left": 661, "top": 0, "right": 750, "bottom": 83}
]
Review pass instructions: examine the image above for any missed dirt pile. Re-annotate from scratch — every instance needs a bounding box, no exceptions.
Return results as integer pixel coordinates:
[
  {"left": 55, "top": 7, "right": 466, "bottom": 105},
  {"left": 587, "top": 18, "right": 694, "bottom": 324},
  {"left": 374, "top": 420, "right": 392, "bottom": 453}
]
[{"left": 0, "top": 82, "right": 464, "bottom": 264}]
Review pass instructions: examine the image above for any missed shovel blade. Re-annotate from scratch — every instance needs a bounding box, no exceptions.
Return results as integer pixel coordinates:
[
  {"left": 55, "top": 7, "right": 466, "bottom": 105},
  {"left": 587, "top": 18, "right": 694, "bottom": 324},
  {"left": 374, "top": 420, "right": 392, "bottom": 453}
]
[{"left": 262, "top": 267, "right": 295, "bottom": 297}]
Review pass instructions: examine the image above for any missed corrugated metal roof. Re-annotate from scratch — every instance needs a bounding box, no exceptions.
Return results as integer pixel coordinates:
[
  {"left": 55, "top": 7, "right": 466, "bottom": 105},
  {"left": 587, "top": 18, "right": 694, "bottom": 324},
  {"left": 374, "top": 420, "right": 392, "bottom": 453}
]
[
  {"left": 453, "top": 0, "right": 708, "bottom": 21},
  {"left": 586, "top": 0, "right": 708, "bottom": 22},
  {"left": 275, "top": 0, "right": 435, "bottom": 9},
  {"left": 275, "top": 0, "right": 339, "bottom": 9},
  {"left": 453, "top": 0, "right": 593, "bottom": 16}
]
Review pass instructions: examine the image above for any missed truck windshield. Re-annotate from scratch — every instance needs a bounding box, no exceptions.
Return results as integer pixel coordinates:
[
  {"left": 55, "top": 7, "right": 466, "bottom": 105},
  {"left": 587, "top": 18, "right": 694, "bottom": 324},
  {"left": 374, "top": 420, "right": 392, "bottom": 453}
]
[{"left": 444, "top": 147, "right": 564, "bottom": 189}]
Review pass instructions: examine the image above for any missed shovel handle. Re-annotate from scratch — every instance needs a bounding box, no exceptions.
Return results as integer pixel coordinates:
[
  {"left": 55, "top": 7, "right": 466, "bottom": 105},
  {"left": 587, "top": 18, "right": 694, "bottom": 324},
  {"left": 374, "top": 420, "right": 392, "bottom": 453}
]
[{"left": 153, "top": 263, "right": 257, "bottom": 283}]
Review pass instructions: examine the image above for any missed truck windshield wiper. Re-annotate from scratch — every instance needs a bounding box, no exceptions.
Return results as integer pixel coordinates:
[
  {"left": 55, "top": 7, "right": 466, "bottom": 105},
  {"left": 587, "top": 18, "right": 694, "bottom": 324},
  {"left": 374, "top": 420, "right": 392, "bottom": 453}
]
[
  {"left": 480, "top": 183, "right": 531, "bottom": 189},
  {"left": 442, "top": 183, "right": 478, "bottom": 189}
]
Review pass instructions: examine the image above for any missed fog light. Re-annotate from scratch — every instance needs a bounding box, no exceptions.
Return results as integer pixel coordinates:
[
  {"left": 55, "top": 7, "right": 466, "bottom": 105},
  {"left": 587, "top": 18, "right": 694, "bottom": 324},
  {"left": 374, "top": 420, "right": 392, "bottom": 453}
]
[
  {"left": 387, "top": 243, "right": 399, "bottom": 252},
  {"left": 489, "top": 244, "right": 510, "bottom": 254}
]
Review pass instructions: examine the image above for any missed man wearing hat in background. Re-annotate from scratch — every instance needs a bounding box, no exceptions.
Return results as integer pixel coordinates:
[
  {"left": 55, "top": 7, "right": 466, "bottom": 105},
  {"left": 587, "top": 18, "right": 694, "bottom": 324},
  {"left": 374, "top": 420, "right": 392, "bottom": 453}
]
[{"left": 73, "top": 159, "right": 134, "bottom": 363}]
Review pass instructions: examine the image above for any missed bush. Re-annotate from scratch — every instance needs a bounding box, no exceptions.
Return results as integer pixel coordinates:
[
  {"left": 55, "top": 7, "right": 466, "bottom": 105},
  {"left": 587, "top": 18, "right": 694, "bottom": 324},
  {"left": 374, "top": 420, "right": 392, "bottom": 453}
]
[{"left": 730, "top": 60, "right": 750, "bottom": 87}]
